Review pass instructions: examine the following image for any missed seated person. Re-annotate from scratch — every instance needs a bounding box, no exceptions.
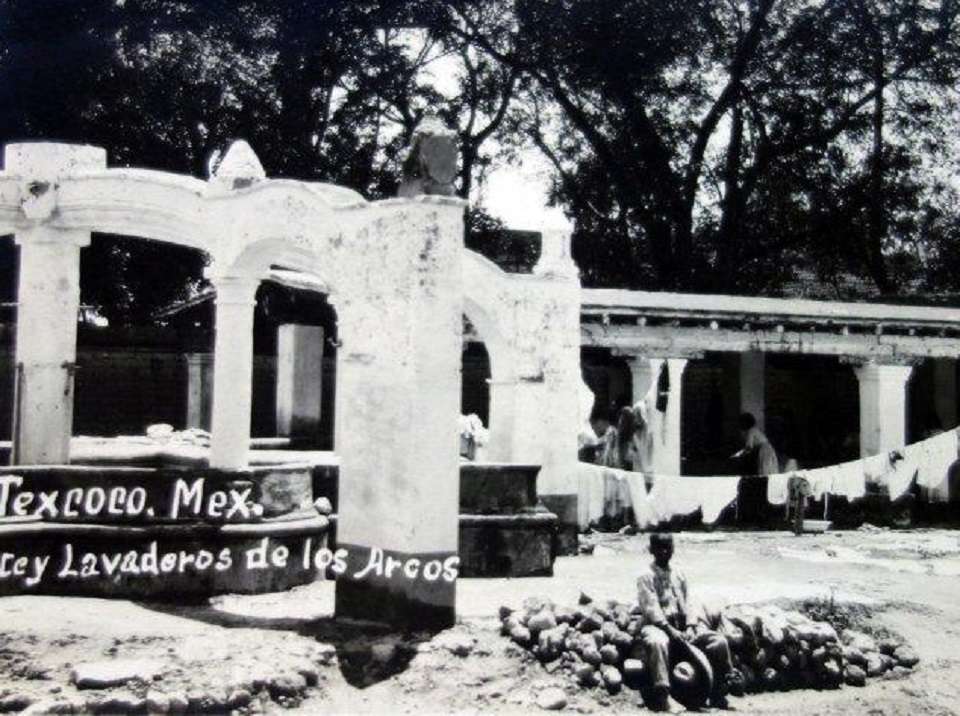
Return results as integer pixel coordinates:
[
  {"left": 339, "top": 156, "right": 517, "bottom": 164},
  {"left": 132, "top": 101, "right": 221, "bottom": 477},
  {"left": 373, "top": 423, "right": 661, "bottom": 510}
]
[{"left": 637, "top": 533, "right": 738, "bottom": 711}]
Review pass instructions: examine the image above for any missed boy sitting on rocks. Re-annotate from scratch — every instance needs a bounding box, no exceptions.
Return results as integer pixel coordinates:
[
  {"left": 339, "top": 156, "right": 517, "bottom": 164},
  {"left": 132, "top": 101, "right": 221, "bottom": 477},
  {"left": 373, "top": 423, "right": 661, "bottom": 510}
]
[{"left": 637, "top": 533, "right": 741, "bottom": 711}]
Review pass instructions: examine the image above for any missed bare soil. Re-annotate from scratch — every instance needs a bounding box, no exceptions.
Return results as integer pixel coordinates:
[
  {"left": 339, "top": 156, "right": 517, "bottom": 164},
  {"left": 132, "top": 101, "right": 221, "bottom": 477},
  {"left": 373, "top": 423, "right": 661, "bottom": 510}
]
[{"left": 1, "top": 528, "right": 959, "bottom": 714}]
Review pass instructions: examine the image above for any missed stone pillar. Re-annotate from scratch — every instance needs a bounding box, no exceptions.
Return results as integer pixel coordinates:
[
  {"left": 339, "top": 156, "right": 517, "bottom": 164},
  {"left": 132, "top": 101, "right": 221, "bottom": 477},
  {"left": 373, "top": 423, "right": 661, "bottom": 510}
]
[
  {"left": 276, "top": 324, "right": 323, "bottom": 442},
  {"left": 334, "top": 205, "right": 463, "bottom": 629},
  {"left": 486, "top": 379, "right": 517, "bottom": 462},
  {"left": 654, "top": 358, "right": 688, "bottom": 476},
  {"left": 628, "top": 356, "right": 664, "bottom": 408},
  {"left": 933, "top": 358, "right": 957, "bottom": 430},
  {"left": 739, "top": 351, "right": 766, "bottom": 429},
  {"left": 854, "top": 361, "right": 913, "bottom": 457},
  {"left": 6, "top": 143, "right": 106, "bottom": 464},
  {"left": 12, "top": 229, "right": 88, "bottom": 464},
  {"left": 185, "top": 353, "right": 213, "bottom": 431},
  {"left": 209, "top": 276, "right": 259, "bottom": 469}
]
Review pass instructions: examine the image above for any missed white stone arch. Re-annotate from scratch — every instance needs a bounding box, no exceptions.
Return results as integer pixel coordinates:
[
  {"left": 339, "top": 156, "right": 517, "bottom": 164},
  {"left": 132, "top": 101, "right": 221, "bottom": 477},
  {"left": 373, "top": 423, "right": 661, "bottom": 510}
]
[
  {"left": 3, "top": 140, "right": 466, "bottom": 628},
  {"left": 463, "top": 294, "right": 519, "bottom": 462}
]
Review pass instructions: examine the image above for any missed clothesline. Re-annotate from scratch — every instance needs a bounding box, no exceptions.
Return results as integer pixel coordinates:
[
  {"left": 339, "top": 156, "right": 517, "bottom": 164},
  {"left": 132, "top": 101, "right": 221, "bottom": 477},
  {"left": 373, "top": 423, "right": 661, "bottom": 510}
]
[{"left": 576, "top": 427, "right": 959, "bottom": 530}]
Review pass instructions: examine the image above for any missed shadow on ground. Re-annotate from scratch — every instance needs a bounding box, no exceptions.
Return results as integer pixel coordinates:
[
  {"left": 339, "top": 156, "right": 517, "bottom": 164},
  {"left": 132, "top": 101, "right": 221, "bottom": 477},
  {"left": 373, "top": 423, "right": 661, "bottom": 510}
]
[{"left": 137, "top": 600, "right": 439, "bottom": 688}]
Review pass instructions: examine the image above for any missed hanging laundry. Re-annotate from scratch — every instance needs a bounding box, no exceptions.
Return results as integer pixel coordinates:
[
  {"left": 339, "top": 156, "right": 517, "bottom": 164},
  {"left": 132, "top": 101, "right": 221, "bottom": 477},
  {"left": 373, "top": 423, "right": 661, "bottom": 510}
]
[
  {"left": 767, "top": 473, "right": 791, "bottom": 506},
  {"left": 577, "top": 463, "right": 608, "bottom": 528},
  {"left": 801, "top": 467, "right": 830, "bottom": 501},
  {"left": 622, "top": 470, "right": 658, "bottom": 529},
  {"left": 904, "top": 428, "right": 958, "bottom": 497},
  {"left": 830, "top": 459, "right": 866, "bottom": 501},
  {"left": 603, "top": 468, "right": 632, "bottom": 520},
  {"left": 686, "top": 475, "right": 740, "bottom": 523},
  {"left": 883, "top": 450, "right": 918, "bottom": 500}
]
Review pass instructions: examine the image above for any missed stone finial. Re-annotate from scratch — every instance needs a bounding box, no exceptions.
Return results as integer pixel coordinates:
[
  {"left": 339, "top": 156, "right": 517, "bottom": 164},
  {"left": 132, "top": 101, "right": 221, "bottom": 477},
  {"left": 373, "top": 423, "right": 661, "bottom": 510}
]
[
  {"left": 209, "top": 140, "right": 265, "bottom": 190},
  {"left": 533, "top": 227, "right": 578, "bottom": 279},
  {"left": 398, "top": 117, "right": 458, "bottom": 198}
]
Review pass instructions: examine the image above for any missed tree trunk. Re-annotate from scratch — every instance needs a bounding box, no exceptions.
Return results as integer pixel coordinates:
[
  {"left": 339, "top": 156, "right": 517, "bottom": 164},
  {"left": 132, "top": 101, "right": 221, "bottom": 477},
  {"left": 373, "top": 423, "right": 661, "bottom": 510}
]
[
  {"left": 718, "top": 92, "right": 745, "bottom": 282},
  {"left": 867, "top": 49, "right": 893, "bottom": 295}
]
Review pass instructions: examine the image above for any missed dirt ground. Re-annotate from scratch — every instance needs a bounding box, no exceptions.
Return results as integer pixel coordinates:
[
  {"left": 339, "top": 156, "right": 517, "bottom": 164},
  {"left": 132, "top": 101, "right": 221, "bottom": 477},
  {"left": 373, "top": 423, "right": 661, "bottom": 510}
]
[{"left": 1, "top": 528, "right": 959, "bottom": 715}]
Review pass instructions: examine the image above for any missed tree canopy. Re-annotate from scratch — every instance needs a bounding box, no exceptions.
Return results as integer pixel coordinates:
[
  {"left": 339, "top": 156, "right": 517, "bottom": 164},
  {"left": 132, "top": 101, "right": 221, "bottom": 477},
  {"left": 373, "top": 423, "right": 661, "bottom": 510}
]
[{"left": 1, "top": 0, "right": 959, "bottom": 319}]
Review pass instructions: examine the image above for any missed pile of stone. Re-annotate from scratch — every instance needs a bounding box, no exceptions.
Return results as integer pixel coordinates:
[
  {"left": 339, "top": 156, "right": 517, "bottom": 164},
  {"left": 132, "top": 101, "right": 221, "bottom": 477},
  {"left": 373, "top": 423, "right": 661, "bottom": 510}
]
[
  {"left": 721, "top": 604, "right": 918, "bottom": 691},
  {"left": 499, "top": 596, "right": 918, "bottom": 696}
]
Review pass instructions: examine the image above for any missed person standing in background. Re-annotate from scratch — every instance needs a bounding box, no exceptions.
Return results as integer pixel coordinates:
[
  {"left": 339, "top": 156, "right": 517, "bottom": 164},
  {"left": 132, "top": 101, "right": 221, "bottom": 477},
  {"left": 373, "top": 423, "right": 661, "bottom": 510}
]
[{"left": 733, "top": 412, "right": 779, "bottom": 475}]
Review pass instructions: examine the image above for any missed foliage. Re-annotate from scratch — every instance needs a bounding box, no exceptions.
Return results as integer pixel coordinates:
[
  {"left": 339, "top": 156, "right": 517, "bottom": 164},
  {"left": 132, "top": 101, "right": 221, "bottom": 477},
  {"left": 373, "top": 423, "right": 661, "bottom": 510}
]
[
  {"left": 1, "top": 0, "right": 959, "bottom": 314},
  {"left": 451, "top": 0, "right": 960, "bottom": 296}
]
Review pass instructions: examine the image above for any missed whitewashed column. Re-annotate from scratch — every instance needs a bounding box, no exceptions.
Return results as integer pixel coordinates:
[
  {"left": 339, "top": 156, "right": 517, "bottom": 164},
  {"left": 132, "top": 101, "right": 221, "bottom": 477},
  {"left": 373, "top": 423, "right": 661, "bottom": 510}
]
[
  {"left": 854, "top": 361, "right": 913, "bottom": 457},
  {"left": 486, "top": 378, "right": 517, "bottom": 462},
  {"left": 628, "top": 356, "right": 664, "bottom": 408},
  {"left": 185, "top": 353, "right": 213, "bottom": 430},
  {"left": 933, "top": 358, "right": 957, "bottom": 430},
  {"left": 334, "top": 202, "right": 464, "bottom": 629},
  {"left": 209, "top": 275, "right": 259, "bottom": 469},
  {"left": 6, "top": 143, "right": 106, "bottom": 464},
  {"left": 276, "top": 324, "right": 323, "bottom": 441},
  {"left": 739, "top": 351, "right": 766, "bottom": 429},
  {"left": 12, "top": 229, "right": 88, "bottom": 464}
]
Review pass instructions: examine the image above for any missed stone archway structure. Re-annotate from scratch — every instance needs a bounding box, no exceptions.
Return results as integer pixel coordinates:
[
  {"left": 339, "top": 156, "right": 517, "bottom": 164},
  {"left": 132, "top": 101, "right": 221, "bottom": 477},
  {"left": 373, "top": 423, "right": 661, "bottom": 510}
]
[
  {"left": 0, "top": 141, "right": 465, "bottom": 626},
  {"left": 461, "top": 231, "right": 583, "bottom": 545}
]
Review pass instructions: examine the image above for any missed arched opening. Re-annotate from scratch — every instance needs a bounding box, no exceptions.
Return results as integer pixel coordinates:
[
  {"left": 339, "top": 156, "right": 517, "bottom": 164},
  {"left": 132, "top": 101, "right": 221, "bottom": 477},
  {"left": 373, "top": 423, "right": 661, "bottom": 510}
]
[
  {"left": 71, "top": 233, "right": 209, "bottom": 440},
  {"left": 461, "top": 316, "right": 490, "bottom": 427},
  {"left": 251, "top": 270, "right": 338, "bottom": 450}
]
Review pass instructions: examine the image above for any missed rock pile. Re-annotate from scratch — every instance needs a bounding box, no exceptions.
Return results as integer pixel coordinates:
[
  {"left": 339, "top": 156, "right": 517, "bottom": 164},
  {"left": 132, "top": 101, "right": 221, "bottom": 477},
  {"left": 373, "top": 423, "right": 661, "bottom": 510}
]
[{"left": 499, "top": 596, "right": 918, "bottom": 698}]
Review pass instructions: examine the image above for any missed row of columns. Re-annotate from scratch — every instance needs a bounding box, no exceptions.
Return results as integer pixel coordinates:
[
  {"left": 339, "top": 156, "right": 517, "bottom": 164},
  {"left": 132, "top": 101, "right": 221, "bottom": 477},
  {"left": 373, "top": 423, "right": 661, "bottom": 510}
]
[
  {"left": 620, "top": 351, "right": 958, "bottom": 476},
  {"left": 13, "top": 247, "right": 323, "bottom": 469},
  {"left": 739, "top": 353, "right": 956, "bottom": 459}
]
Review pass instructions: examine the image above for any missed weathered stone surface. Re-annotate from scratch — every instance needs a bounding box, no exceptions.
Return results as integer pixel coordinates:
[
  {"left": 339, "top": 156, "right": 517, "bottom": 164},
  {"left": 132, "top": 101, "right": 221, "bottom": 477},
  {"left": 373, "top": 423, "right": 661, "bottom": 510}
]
[
  {"left": 144, "top": 690, "right": 170, "bottom": 713},
  {"left": 893, "top": 646, "right": 919, "bottom": 668},
  {"left": 842, "top": 646, "right": 867, "bottom": 667},
  {"left": 535, "top": 687, "right": 567, "bottom": 710},
  {"left": 878, "top": 638, "right": 901, "bottom": 656},
  {"left": 434, "top": 631, "right": 476, "bottom": 658},
  {"left": 528, "top": 610, "right": 558, "bottom": 634},
  {"left": 0, "top": 694, "right": 34, "bottom": 712},
  {"left": 88, "top": 693, "right": 146, "bottom": 713},
  {"left": 166, "top": 691, "right": 189, "bottom": 713},
  {"left": 398, "top": 118, "right": 457, "bottom": 198},
  {"left": 842, "top": 630, "right": 877, "bottom": 654},
  {"left": 268, "top": 673, "right": 307, "bottom": 699},
  {"left": 72, "top": 659, "right": 164, "bottom": 689},
  {"left": 510, "top": 625, "right": 532, "bottom": 646},
  {"left": 864, "top": 653, "right": 886, "bottom": 677},
  {"left": 581, "top": 646, "right": 602, "bottom": 666},
  {"left": 188, "top": 690, "right": 229, "bottom": 712},
  {"left": 575, "top": 663, "right": 597, "bottom": 686},
  {"left": 578, "top": 611, "right": 602, "bottom": 633},
  {"left": 599, "top": 644, "right": 619, "bottom": 665},
  {"left": 227, "top": 689, "right": 253, "bottom": 709},
  {"left": 601, "top": 665, "right": 623, "bottom": 693},
  {"left": 844, "top": 664, "right": 867, "bottom": 687}
]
